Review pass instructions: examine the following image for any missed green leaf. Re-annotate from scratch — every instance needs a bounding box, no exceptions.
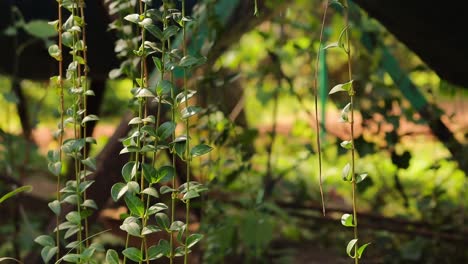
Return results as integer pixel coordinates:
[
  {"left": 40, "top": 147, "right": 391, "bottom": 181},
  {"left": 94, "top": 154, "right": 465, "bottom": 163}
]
[
  {"left": 174, "top": 141, "right": 187, "bottom": 159},
  {"left": 190, "top": 144, "right": 213, "bottom": 157},
  {"left": 152, "top": 57, "right": 163, "bottom": 72},
  {"left": 82, "top": 199, "right": 98, "bottom": 209},
  {"left": 148, "top": 203, "right": 168, "bottom": 215},
  {"left": 120, "top": 220, "right": 141, "bottom": 237},
  {"left": 155, "top": 212, "right": 170, "bottom": 230},
  {"left": 342, "top": 163, "right": 351, "bottom": 181},
  {"left": 356, "top": 173, "right": 368, "bottom": 184},
  {"left": 126, "top": 181, "right": 140, "bottom": 194},
  {"left": 357, "top": 243, "right": 371, "bottom": 258},
  {"left": 142, "top": 163, "right": 157, "bottom": 184},
  {"left": 136, "top": 88, "right": 155, "bottom": 98},
  {"left": 144, "top": 24, "right": 163, "bottom": 40},
  {"left": 62, "top": 194, "right": 79, "bottom": 205},
  {"left": 111, "top": 182, "right": 127, "bottom": 202},
  {"left": 124, "top": 14, "right": 140, "bottom": 24},
  {"left": 82, "top": 247, "right": 96, "bottom": 260},
  {"left": 122, "top": 161, "right": 137, "bottom": 182},
  {"left": 340, "top": 140, "right": 353, "bottom": 150},
  {"left": 341, "top": 213, "right": 354, "bottom": 227},
  {"left": 82, "top": 114, "right": 100, "bottom": 125},
  {"left": 176, "top": 90, "right": 196, "bottom": 105},
  {"left": 181, "top": 106, "right": 202, "bottom": 119},
  {"left": 48, "top": 161, "right": 62, "bottom": 176},
  {"left": 64, "top": 226, "right": 80, "bottom": 239},
  {"left": 169, "top": 221, "right": 185, "bottom": 232},
  {"left": 157, "top": 166, "right": 175, "bottom": 183},
  {"left": 142, "top": 187, "right": 159, "bottom": 198},
  {"left": 157, "top": 122, "right": 176, "bottom": 141},
  {"left": 23, "top": 20, "right": 57, "bottom": 39},
  {"left": 329, "top": 80, "right": 353, "bottom": 95},
  {"left": 62, "top": 31, "right": 73, "bottom": 47},
  {"left": 338, "top": 26, "right": 349, "bottom": 50},
  {"left": 142, "top": 225, "right": 161, "bottom": 236},
  {"left": 125, "top": 195, "right": 145, "bottom": 217},
  {"left": 48, "top": 44, "right": 61, "bottom": 61},
  {"left": 186, "top": 234, "right": 203, "bottom": 248},
  {"left": 81, "top": 157, "right": 97, "bottom": 170},
  {"left": 34, "top": 235, "right": 55, "bottom": 247},
  {"left": 179, "top": 55, "right": 206, "bottom": 68},
  {"left": 175, "top": 246, "right": 187, "bottom": 257},
  {"left": 62, "top": 254, "right": 81, "bottom": 262},
  {"left": 62, "top": 138, "right": 85, "bottom": 155},
  {"left": 138, "top": 18, "right": 153, "bottom": 27},
  {"left": 183, "top": 189, "right": 200, "bottom": 200},
  {"left": 48, "top": 200, "right": 61, "bottom": 215},
  {"left": 340, "top": 103, "right": 351, "bottom": 123},
  {"left": 156, "top": 80, "right": 172, "bottom": 96},
  {"left": 65, "top": 211, "right": 81, "bottom": 225},
  {"left": 122, "top": 247, "right": 142, "bottom": 262},
  {"left": 40, "top": 246, "right": 58, "bottom": 263},
  {"left": 128, "top": 117, "right": 142, "bottom": 125},
  {"left": 346, "top": 238, "right": 358, "bottom": 258},
  {"left": 0, "top": 185, "right": 32, "bottom": 204},
  {"left": 163, "top": 25, "right": 179, "bottom": 40},
  {"left": 160, "top": 186, "right": 175, "bottom": 195},
  {"left": 148, "top": 240, "right": 170, "bottom": 259},
  {"left": 141, "top": 125, "right": 158, "bottom": 137},
  {"left": 323, "top": 42, "right": 339, "bottom": 50}
]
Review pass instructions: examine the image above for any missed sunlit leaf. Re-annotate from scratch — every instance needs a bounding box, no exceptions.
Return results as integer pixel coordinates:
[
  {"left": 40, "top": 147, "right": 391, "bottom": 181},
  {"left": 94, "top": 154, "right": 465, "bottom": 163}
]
[
  {"left": 186, "top": 234, "right": 203, "bottom": 248},
  {"left": 34, "top": 235, "right": 55, "bottom": 247},
  {"left": 358, "top": 243, "right": 371, "bottom": 258},
  {"left": 190, "top": 144, "right": 213, "bottom": 157},
  {"left": 329, "top": 80, "right": 353, "bottom": 95},
  {"left": 341, "top": 213, "right": 354, "bottom": 227},
  {"left": 122, "top": 247, "right": 142, "bottom": 262},
  {"left": 342, "top": 163, "right": 351, "bottom": 181},
  {"left": 346, "top": 238, "right": 358, "bottom": 258},
  {"left": 124, "top": 195, "right": 145, "bottom": 217}
]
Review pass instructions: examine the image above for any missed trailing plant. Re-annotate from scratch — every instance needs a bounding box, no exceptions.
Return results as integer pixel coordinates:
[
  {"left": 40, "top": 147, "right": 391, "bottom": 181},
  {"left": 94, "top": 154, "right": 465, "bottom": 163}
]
[
  {"left": 107, "top": 0, "right": 211, "bottom": 263},
  {"left": 325, "top": 0, "right": 370, "bottom": 262},
  {"left": 35, "top": 0, "right": 101, "bottom": 262}
]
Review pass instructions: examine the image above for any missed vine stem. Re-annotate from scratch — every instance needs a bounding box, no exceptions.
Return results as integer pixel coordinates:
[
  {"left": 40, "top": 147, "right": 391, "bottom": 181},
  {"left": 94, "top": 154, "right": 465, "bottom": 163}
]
[
  {"left": 56, "top": 0, "right": 64, "bottom": 260},
  {"left": 79, "top": 0, "right": 90, "bottom": 246},
  {"left": 313, "top": 0, "right": 329, "bottom": 216},
  {"left": 169, "top": 38, "right": 177, "bottom": 264},
  {"left": 343, "top": 0, "right": 359, "bottom": 262},
  {"left": 162, "top": 1, "right": 177, "bottom": 262},
  {"left": 182, "top": 1, "right": 192, "bottom": 263},
  {"left": 137, "top": 0, "right": 150, "bottom": 262},
  {"left": 70, "top": 4, "right": 83, "bottom": 254}
]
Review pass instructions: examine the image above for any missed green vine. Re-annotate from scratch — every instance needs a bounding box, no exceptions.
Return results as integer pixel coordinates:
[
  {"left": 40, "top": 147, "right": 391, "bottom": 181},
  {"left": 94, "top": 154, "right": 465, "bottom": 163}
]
[
  {"left": 36, "top": 0, "right": 100, "bottom": 263},
  {"left": 325, "top": 0, "right": 370, "bottom": 261}
]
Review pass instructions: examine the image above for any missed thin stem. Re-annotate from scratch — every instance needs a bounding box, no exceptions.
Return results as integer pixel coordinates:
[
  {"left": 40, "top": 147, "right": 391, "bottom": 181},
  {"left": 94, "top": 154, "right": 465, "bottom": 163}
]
[
  {"left": 163, "top": 2, "right": 177, "bottom": 261},
  {"left": 123, "top": 233, "right": 130, "bottom": 264},
  {"left": 79, "top": 0, "right": 90, "bottom": 245},
  {"left": 343, "top": 0, "right": 358, "bottom": 262},
  {"left": 138, "top": 0, "right": 150, "bottom": 261},
  {"left": 313, "top": 0, "right": 329, "bottom": 216},
  {"left": 168, "top": 31, "right": 177, "bottom": 264},
  {"left": 182, "top": 1, "right": 191, "bottom": 263},
  {"left": 56, "top": 0, "right": 64, "bottom": 260},
  {"left": 70, "top": 4, "right": 83, "bottom": 254}
]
